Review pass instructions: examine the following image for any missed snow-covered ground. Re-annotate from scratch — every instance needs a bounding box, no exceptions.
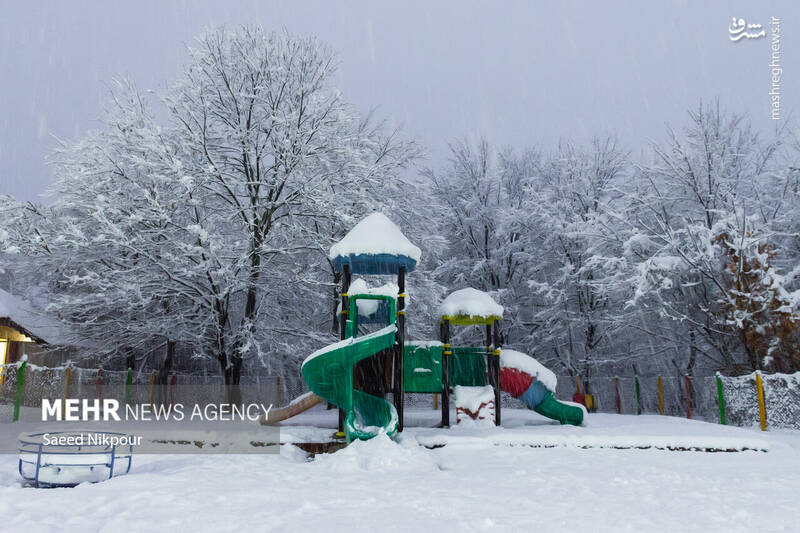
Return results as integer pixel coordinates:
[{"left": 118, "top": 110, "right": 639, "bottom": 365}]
[{"left": 1, "top": 407, "right": 798, "bottom": 532}]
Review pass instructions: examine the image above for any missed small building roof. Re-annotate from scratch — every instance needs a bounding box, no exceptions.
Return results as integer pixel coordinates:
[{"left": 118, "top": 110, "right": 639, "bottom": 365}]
[
  {"left": 330, "top": 213, "right": 420, "bottom": 275},
  {"left": 0, "top": 288, "right": 75, "bottom": 345},
  {"left": 439, "top": 288, "right": 503, "bottom": 325}
]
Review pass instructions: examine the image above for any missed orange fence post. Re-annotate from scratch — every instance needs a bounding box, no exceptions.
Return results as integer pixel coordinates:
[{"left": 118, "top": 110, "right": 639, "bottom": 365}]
[
  {"left": 657, "top": 376, "right": 664, "bottom": 415},
  {"left": 434, "top": 393, "right": 439, "bottom": 410},
  {"left": 96, "top": 368, "right": 103, "bottom": 399},
  {"left": 62, "top": 365, "right": 72, "bottom": 415},
  {"left": 756, "top": 372, "right": 767, "bottom": 431},
  {"left": 149, "top": 371, "right": 156, "bottom": 404},
  {"left": 170, "top": 374, "right": 177, "bottom": 406},
  {"left": 684, "top": 375, "right": 692, "bottom": 419}
]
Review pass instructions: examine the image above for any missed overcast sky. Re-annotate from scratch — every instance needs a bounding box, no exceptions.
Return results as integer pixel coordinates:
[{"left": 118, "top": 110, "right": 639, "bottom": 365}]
[{"left": 1, "top": 1, "right": 797, "bottom": 201}]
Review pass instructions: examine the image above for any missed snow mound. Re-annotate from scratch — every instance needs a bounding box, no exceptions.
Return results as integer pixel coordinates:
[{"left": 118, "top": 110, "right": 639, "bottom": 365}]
[
  {"left": 499, "top": 348, "right": 557, "bottom": 391},
  {"left": 439, "top": 288, "right": 503, "bottom": 319},
  {"left": 280, "top": 444, "right": 310, "bottom": 463},
  {"left": 310, "top": 433, "right": 438, "bottom": 472},
  {"left": 329, "top": 212, "right": 421, "bottom": 261}
]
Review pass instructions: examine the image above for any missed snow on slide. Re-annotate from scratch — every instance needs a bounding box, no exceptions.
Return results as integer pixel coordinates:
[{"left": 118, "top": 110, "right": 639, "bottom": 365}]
[{"left": 499, "top": 348, "right": 585, "bottom": 426}]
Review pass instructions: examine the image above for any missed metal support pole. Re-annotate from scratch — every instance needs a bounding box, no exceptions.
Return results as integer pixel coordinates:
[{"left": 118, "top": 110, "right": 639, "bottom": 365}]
[
  {"left": 440, "top": 319, "right": 451, "bottom": 427},
  {"left": 337, "top": 264, "right": 350, "bottom": 436},
  {"left": 492, "top": 321, "right": 502, "bottom": 426},
  {"left": 394, "top": 266, "right": 406, "bottom": 431}
]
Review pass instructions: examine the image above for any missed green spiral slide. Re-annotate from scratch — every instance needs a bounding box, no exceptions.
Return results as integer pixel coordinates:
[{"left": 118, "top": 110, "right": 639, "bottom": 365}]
[{"left": 301, "top": 325, "right": 398, "bottom": 442}]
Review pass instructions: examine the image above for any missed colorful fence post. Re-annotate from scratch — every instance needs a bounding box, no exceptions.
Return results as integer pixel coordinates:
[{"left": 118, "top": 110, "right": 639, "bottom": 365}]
[
  {"left": 657, "top": 376, "right": 664, "bottom": 415},
  {"left": 96, "top": 368, "right": 103, "bottom": 399},
  {"left": 755, "top": 372, "right": 767, "bottom": 431},
  {"left": 716, "top": 373, "right": 726, "bottom": 425},
  {"left": 13, "top": 360, "right": 26, "bottom": 422},
  {"left": 149, "top": 372, "right": 156, "bottom": 405},
  {"left": 684, "top": 375, "right": 692, "bottom": 419},
  {"left": 169, "top": 374, "right": 177, "bottom": 406},
  {"left": 634, "top": 376, "right": 642, "bottom": 415},
  {"left": 125, "top": 368, "right": 133, "bottom": 405},
  {"left": 63, "top": 364, "right": 72, "bottom": 415},
  {"left": 614, "top": 378, "right": 621, "bottom": 414}
]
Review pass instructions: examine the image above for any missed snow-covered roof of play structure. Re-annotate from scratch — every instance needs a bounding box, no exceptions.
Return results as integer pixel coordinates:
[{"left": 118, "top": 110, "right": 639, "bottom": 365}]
[
  {"left": 0, "top": 288, "right": 75, "bottom": 345},
  {"left": 499, "top": 348, "right": 557, "bottom": 392},
  {"left": 329, "top": 213, "right": 421, "bottom": 275},
  {"left": 439, "top": 288, "right": 504, "bottom": 323}
]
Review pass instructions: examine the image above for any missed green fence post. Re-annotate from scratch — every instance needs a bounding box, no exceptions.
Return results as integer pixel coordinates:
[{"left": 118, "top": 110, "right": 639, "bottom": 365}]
[
  {"left": 125, "top": 368, "right": 133, "bottom": 405},
  {"left": 634, "top": 376, "right": 642, "bottom": 415},
  {"left": 13, "top": 360, "right": 27, "bottom": 422},
  {"left": 716, "top": 374, "right": 726, "bottom": 425}
]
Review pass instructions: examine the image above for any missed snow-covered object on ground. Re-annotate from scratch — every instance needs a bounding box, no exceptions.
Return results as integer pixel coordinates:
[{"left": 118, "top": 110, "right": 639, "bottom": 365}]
[
  {"left": 344, "top": 278, "right": 408, "bottom": 316},
  {"left": 439, "top": 287, "right": 504, "bottom": 319},
  {"left": 329, "top": 212, "right": 422, "bottom": 262},
  {"left": 311, "top": 432, "right": 439, "bottom": 472},
  {"left": 0, "top": 288, "right": 77, "bottom": 345},
  {"left": 499, "top": 348, "right": 557, "bottom": 391},
  {"left": 454, "top": 385, "right": 495, "bottom": 427}
]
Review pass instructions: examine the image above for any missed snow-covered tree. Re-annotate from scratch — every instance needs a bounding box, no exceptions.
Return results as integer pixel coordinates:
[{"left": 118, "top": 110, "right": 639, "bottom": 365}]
[
  {"left": 0, "top": 28, "right": 419, "bottom": 395},
  {"left": 521, "top": 137, "right": 632, "bottom": 378},
  {"left": 422, "top": 139, "right": 536, "bottom": 345},
  {"left": 628, "top": 101, "right": 791, "bottom": 373}
]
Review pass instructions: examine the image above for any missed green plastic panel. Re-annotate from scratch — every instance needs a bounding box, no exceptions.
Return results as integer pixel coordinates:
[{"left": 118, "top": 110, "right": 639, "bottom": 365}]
[
  {"left": 403, "top": 344, "right": 443, "bottom": 393},
  {"left": 451, "top": 347, "right": 488, "bottom": 387}
]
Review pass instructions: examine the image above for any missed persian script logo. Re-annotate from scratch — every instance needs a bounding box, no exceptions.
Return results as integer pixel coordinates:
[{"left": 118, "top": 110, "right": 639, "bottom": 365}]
[{"left": 729, "top": 17, "right": 766, "bottom": 41}]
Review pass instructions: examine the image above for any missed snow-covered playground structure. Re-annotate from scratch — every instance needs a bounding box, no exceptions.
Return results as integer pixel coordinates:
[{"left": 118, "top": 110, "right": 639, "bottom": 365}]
[{"left": 299, "top": 213, "right": 584, "bottom": 442}]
